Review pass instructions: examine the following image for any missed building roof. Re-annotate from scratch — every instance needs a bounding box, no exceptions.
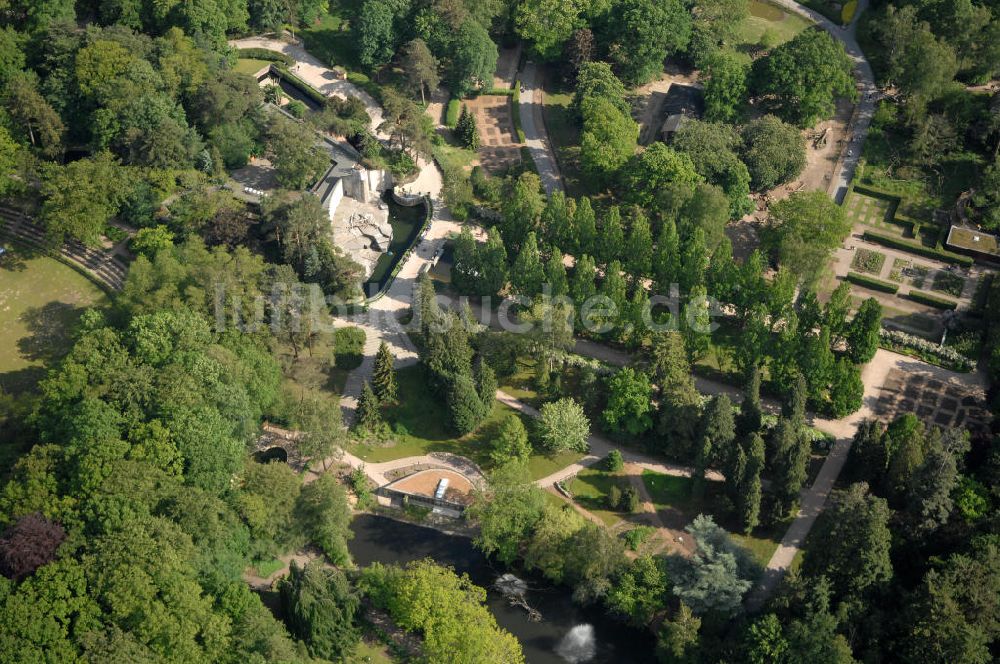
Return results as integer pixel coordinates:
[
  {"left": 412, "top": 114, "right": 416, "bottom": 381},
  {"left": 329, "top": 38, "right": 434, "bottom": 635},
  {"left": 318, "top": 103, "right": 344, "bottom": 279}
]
[{"left": 946, "top": 225, "right": 999, "bottom": 258}]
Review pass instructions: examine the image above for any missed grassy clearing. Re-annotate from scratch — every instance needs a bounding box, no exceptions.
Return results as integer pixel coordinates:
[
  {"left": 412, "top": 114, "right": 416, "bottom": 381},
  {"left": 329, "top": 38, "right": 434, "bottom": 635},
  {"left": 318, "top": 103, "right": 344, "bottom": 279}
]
[
  {"left": 275, "top": 332, "right": 350, "bottom": 399},
  {"left": 233, "top": 58, "right": 271, "bottom": 75},
  {"left": 735, "top": 1, "right": 812, "bottom": 47},
  {"left": 540, "top": 83, "right": 596, "bottom": 199},
  {"left": 641, "top": 470, "right": 782, "bottom": 568},
  {"left": 250, "top": 558, "right": 284, "bottom": 577},
  {"left": 0, "top": 253, "right": 108, "bottom": 394},
  {"left": 431, "top": 141, "right": 477, "bottom": 174},
  {"left": 349, "top": 639, "right": 394, "bottom": 664},
  {"left": 347, "top": 366, "right": 584, "bottom": 480},
  {"left": 567, "top": 467, "right": 628, "bottom": 527},
  {"left": 297, "top": 6, "right": 359, "bottom": 71}
]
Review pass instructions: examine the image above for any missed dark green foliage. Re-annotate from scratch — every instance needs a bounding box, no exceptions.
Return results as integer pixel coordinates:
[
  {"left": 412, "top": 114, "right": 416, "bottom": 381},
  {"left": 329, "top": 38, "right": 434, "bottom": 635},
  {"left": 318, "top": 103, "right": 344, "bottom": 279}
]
[
  {"left": 355, "top": 382, "right": 383, "bottom": 433},
  {"left": 278, "top": 561, "right": 360, "bottom": 660},
  {"left": 802, "top": 482, "right": 893, "bottom": 605},
  {"left": 372, "top": 342, "right": 398, "bottom": 403},
  {"left": 605, "top": 449, "right": 624, "bottom": 472},
  {"left": 845, "top": 271, "right": 900, "bottom": 294},
  {"left": 454, "top": 104, "right": 480, "bottom": 149}
]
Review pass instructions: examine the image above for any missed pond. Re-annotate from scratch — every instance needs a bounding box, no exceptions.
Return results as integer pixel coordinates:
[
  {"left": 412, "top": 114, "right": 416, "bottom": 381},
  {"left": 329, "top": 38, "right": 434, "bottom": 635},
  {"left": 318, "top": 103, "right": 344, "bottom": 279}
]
[
  {"left": 363, "top": 194, "right": 427, "bottom": 296},
  {"left": 348, "top": 514, "right": 656, "bottom": 664}
]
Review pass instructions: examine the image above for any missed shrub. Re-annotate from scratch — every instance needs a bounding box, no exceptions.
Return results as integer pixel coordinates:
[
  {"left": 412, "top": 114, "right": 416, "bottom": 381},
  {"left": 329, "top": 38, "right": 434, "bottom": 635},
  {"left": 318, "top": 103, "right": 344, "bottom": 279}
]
[
  {"left": 445, "top": 98, "right": 461, "bottom": 128},
  {"left": 511, "top": 84, "right": 525, "bottom": 142},
  {"left": 907, "top": 289, "right": 958, "bottom": 310},
  {"left": 607, "top": 484, "right": 623, "bottom": 510},
  {"left": 286, "top": 100, "right": 307, "bottom": 118},
  {"left": 622, "top": 526, "right": 654, "bottom": 551},
  {"left": 333, "top": 327, "right": 365, "bottom": 369},
  {"left": 237, "top": 48, "right": 294, "bottom": 66},
  {"left": 605, "top": 449, "right": 624, "bottom": 472},
  {"left": 845, "top": 271, "right": 899, "bottom": 293},
  {"left": 537, "top": 397, "right": 591, "bottom": 452},
  {"left": 620, "top": 486, "right": 640, "bottom": 513},
  {"left": 862, "top": 230, "right": 974, "bottom": 266}
]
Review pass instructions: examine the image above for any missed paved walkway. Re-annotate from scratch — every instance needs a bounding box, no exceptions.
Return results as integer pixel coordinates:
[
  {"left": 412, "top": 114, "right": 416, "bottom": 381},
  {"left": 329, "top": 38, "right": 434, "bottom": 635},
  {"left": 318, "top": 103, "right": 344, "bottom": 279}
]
[
  {"left": 228, "top": 36, "right": 387, "bottom": 138},
  {"left": 518, "top": 62, "right": 563, "bottom": 195}
]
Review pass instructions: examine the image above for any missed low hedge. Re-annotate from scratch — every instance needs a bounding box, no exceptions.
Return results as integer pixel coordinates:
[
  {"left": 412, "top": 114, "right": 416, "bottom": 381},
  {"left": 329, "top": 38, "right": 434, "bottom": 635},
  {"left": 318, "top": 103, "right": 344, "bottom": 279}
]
[
  {"left": 852, "top": 183, "right": 902, "bottom": 204},
  {"left": 236, "top": 48, "right": 294, "bottom": 66},
  {"left": 511, "top": 83, "right": 525, "bottom": 142},
  {"left": 445, "top": 98, "right": 461, "bottom": 128},
  {"left": 271, "top": 65, "right": 327, "bottom": 107},
  {"left": 862, "top": 230, "right": 974, "bottom": 267},
  {"left": 907, "top": 289, "right": 958, "bottom": 310},
  {"left": 846, "top": 271, "right": 899, "bottom": 293}
]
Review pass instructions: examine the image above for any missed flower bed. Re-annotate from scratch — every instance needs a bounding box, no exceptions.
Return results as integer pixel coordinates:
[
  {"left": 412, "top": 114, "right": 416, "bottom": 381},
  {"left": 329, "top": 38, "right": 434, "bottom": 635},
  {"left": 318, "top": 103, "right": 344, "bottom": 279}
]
[
  {"left": 851, "top": 248, "right": 886, "bottom": 275},
  {"left": 862, "top": 230, "right": 974, "bottom": 267},
  {"left": 879, "top": 328, "right": 975, "bottom": 372},
  {"left": 932, "top": 270, "right": 965, "bottom": 297}
]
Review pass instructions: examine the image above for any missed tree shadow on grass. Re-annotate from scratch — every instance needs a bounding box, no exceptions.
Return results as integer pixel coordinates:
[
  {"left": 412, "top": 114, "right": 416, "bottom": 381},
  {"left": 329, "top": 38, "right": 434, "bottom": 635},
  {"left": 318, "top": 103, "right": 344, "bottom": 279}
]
[{"left": 16, "top": 301, "right": 86, "bottom": 365}]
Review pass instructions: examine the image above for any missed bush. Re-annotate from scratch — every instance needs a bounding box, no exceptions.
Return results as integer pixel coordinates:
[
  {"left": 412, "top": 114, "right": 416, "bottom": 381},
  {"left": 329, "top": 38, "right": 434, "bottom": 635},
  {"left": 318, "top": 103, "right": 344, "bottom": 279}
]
[
  {"left": 286, "top": 100, "right": 307, "bottom": 118},
  {"left": 862, "top": 230, "right": 974, "bottom": 266},
  {"left": 605, "top": 449, "right": 624, "bottom": 472},
  {"left": 236, "top": 48, "right": 294, "bottom": 66},
  {"left": 620, "top": 486, "right": 640, "bottom": 513},
  {"left": 445, "top": 98, "right": 461, "bottom": 128},
  {"left": 333, "top": 327, "right": 365, "bottom": 369},
  {"left": 907, "top": 289, "right": 958, "bottom": 310},
  {"left": 845, "top": 271, "right": 899, "bottom": 293},
  {"left": 622, "top": 526, "right": 654, "bottom": 551},
  {"left": 607, "top": 484, "right": 623, "bottom": 510}
]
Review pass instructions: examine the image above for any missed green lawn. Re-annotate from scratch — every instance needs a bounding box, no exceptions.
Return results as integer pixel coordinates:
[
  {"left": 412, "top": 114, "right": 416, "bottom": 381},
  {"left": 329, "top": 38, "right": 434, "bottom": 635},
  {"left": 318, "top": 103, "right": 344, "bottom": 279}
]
[
  {"left": 431, "top": 141, "right": 477, "bottom": 175},
  {"left": 298, "top": 7, "right": 358, "bottom": 70},
  {"left": 567, "top": 467, "right": 628, "bottom": 527},
  {"left": 347, "top": 366, "right": 583, "bottom": 480},
  {"left": 735, "top": 0, "right": 813, "bottom": 47},
  {"left": 233, "top": 58, "right": 270, "bottom": 75},
  {"left": 0, "top": 253, "right": 108, "bottom": 394},
  {"left": 350, "top": 639, "right": 394, "bottom": 664},
  {"left": 539, "top": 84, "right": 595, "bottom": 199},
  {"left": 641, "top": 470, "right": 782, "bottom": 568}
]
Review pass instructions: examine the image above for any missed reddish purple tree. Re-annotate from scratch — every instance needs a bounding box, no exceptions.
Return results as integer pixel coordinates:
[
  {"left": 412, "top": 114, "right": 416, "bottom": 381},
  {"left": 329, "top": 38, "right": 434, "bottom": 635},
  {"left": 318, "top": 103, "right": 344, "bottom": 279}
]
[{"left": 0, "top": 513, "right": 66, "bottom": 580}]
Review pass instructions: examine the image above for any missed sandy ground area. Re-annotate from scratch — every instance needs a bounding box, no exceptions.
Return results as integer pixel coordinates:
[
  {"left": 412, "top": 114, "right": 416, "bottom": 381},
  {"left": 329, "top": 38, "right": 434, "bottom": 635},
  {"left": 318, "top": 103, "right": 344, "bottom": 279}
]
[{"left": 631, "top": 64, "right": 703, "bottom": 145}]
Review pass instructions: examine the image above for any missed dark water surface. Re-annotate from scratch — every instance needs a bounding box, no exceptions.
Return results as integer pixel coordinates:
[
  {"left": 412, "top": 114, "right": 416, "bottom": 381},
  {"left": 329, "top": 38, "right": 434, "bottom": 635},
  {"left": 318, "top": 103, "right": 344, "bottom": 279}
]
[{"left": 348, "top": 514, "right": 656, "bottom": 664}]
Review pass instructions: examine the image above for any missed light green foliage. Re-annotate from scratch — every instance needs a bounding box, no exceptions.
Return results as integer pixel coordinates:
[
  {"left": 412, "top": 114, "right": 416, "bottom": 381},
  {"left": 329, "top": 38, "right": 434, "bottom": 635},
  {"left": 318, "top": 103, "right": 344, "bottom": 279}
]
[
  {"left": 620, "top": 143, "right": 703, "bottom": 209},
  {"left": 515, "top": 0, "right": 584, "bottom": 60},
  {"left": 40, "top": 152, "right": 126, "bottom": 246},
  {"left": 769, "top": 191, "right": 851, "bottom": 285},
  {"left": 702, "top": 48, "right": 751, "bottom": 122},
  {"left": 130, "top": 225, "right": 175, "bottom": 257},
  {"left": 580, "top": 96, "right": 638, "bottom": 183},
  {"left": 537, "top": 397, "right": 591, "bottom": 452},
  {"left": 605, "top": 556, "right": 669, "bottom": 627},
  {"left": 469, "top": 461, "right": 547, "bottom": 564},
  {"left": 603, "top": 367, "right": 653, "bottom": 436},
  {"left": 360, "top": 559, "right": 526, "bottom": 663},
  {"left": 295, "top": 474, "right": 353, "bottom": 564},
  {"left": 491, "top": 413, "right": 532, "bottom": 464},
  {"left": 672, "top": 119, "right": 753, "bottom": 219}
]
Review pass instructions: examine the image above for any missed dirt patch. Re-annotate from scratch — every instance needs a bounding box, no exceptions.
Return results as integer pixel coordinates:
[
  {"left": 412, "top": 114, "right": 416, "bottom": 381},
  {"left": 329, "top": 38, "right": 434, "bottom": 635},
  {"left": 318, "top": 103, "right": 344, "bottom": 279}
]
[
  {"left": 631, "top": 64, "right": 703, "bottom": 145},
  {"left": 466, "top": 94, "right": 521, "bottom": 173}
]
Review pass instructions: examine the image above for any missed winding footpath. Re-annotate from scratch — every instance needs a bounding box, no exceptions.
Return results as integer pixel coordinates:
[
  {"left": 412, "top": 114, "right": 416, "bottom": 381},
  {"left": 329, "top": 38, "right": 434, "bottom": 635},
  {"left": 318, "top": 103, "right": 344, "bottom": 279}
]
[{"left": 232, "top": 16, "right": 938, "bottom": 611}]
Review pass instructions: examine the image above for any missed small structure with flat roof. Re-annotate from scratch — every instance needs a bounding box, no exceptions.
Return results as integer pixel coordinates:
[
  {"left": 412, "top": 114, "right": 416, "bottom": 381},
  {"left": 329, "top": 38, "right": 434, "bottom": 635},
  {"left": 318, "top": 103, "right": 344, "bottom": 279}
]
[{"left": 946, "top": 225, "right": 999, "bottom": 261}]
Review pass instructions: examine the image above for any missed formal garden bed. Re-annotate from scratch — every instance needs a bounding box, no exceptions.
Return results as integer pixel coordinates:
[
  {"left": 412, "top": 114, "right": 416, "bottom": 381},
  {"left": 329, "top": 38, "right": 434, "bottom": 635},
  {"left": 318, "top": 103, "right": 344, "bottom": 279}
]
[
  {"left": 932, "top": 270, "right": 965, "bottom": 298},
  {"left": 851, "top": 247, "right": 886, "bottom": 274}
]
